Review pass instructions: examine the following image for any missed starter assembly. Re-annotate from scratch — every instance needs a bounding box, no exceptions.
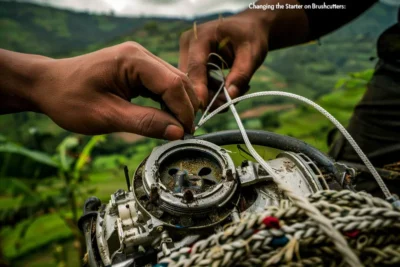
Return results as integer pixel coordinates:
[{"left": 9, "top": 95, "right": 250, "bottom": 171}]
[{"left": 79, "top": 131, "right": 351, "bottom": 267}]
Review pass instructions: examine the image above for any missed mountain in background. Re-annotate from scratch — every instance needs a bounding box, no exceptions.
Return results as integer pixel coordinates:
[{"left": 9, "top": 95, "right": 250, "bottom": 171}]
[{"left": 0, "top": 0, "right": 233, "bottom": 57}]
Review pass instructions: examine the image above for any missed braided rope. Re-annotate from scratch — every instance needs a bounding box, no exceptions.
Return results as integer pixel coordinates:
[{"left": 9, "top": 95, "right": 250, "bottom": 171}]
[
  {"left": 159, "top": 190, "right": 400, "bottom": 266},
  {"left": 307, "top": 190, "right": 393, "bottom": 209}
]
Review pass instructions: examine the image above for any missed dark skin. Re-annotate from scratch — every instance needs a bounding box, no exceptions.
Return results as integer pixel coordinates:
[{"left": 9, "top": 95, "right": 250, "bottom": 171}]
[
  {"left": 179, "top": 0, "right": 376, "bottom": 110},
  {"left": 0, "top": 42, "right": 199, "bottom": 140}
]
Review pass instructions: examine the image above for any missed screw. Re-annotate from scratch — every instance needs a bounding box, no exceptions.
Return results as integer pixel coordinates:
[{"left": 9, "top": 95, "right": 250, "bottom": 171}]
[{"left": 157, "top": 226, "right": 164, "bottom": 232}]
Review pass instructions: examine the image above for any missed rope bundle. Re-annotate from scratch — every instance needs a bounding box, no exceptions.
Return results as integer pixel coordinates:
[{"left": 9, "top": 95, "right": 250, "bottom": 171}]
[{"left": 159, "top": 190, "right": 400, "bottom": 267}]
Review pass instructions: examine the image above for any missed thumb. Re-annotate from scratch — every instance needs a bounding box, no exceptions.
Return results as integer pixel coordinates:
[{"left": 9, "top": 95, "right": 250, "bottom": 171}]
[
  {"left": 110, "top": 95, "right": 184, "bottom": 140},
  {"left": 225, "top": 45, "right": 258, "bottom": 99}
]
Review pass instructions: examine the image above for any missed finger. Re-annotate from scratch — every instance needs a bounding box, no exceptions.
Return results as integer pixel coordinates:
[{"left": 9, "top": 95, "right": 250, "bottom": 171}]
[
  {"left": 132, "top": 52, "right": 195, "bottom": 132},
  {"left": 179, "top": 31, "right": 191, "bottom": 72},
  {"left": 225, "top": 44, "right": 258, "bottom": 100},
  {"left": 131, "top": 62, "right": 199, "bottom": 119},
  {"left": 180, "top": 72, "right": 200, "bottom": 116},
  {"left": 186, "top": 39, "right": 212, "bottom": 110},
  {"left": 140, "top": 48, "right": 199, "bottom": 115},
  {"left": 109, "top": 95, "right": 184, "bottom": 140},
  {"left": 124, "top": 42, "right": 199, "bottom": 114},
  {"left": 161, "top": 75, "right": 195, "bottom": 133}
]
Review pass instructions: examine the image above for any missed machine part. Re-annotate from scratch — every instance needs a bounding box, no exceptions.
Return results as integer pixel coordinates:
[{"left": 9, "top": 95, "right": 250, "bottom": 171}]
[
  {"left": 138, "top": 139, "right": 238, "bottom": 221},
  {"left": 340, "top": 160, "right": 400, "bottom": 181},
  {"left": 195, "top": 130, "right": 340, "bottom": 180},
  {"left": 95, "top": 208, "right": 111, "bottom": 266},
  {"left": 81, "top": 138, "right": 349, "bottom": 267},
  {"left": 78, "top": 197, "right": 102, "bottom": 267},
  {"left": 124, "top": 165, "right": 131, "bottom": 191}
]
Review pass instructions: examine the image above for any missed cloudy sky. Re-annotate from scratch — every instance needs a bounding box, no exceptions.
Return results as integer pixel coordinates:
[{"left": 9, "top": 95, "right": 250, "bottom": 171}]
[{"left": 18, "top": 0, "right": 251, "bottom": 18}]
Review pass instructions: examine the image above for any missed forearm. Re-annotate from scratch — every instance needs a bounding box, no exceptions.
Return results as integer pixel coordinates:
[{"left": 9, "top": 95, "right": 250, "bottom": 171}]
[
  {"left": 240, "top": 0, "right": 377, "bottom": 50},
  {"left": 0, "top": 49, "right": 51, "bottom": 114},
  {"left": 239, "top": 0, "right": 310, "bottom": 50}
]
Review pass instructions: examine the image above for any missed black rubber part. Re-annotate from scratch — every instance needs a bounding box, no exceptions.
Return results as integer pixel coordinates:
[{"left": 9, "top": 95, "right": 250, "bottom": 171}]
[
  {"left": 195, "top": 130, "right": 336, "bottom": 173},
  {"left": 79, "top": 197, "right": 102, "bottom": 267},
  {"left": 78, "top": 196, "right": 101, "bottom": 232}
]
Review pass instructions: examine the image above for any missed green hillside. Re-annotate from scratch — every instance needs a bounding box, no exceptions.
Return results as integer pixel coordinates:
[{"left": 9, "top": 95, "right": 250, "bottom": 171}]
[
  {"left": 0, "top": 1, "right": 140, "bottom": 56},
  {"left": 0, "top": 1, "right": 231, "bottom": 57},
  {"left": 0, "top": 0, "right": 202, "bottom": 57}
]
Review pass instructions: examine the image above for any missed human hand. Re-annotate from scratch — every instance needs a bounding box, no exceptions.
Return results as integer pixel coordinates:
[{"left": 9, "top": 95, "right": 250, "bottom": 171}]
[
  {"left": 179, "top": 0, "right": 308, "bottom": 110},
  {"left": 179, "top": 13, "right": 269, "bottom": 110},
  {"left": 30, "top": 42, "right": 199, "bottom": 140}
]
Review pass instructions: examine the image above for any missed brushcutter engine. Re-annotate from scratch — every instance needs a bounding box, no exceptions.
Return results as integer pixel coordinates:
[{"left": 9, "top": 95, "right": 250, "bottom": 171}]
[{"left": 79, "top": 132, "right": 351, "bottom": 267}]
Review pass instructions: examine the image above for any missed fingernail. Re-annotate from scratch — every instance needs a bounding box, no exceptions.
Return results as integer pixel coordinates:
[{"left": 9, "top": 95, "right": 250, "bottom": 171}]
[
  {"left": 227, "top": 84, "right": 239, "bottom": 98},
  {"left": 164, "top": 125, "right": 184, "bottom": 141}
]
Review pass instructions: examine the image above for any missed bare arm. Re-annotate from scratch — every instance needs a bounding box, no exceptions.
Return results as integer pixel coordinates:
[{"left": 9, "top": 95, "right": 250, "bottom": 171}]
[
  {"left": 0, "top": 49, "right": 45, "bottom": 114},
  {"left": 0, "top": 43, "right": 199, "bottom": 140}
]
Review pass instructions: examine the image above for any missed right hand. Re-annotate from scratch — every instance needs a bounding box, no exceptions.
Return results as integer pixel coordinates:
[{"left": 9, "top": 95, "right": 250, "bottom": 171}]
[{"left": 179, "top": 13, "right": 270, "bottom": 110}]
